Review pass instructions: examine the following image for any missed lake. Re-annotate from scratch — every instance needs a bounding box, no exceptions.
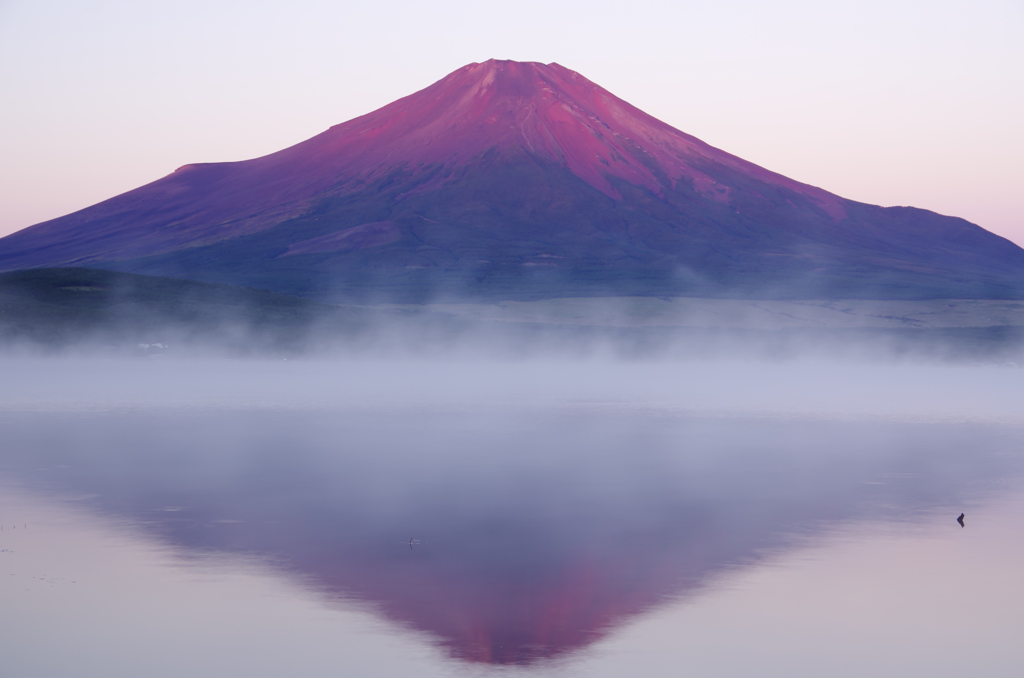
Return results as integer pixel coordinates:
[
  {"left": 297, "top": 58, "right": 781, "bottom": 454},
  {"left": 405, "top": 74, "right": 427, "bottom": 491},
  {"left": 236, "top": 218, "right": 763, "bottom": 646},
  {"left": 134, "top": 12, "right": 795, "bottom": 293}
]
[{"left": 1, "top": 358, "right": 1022, "bottom": 677}]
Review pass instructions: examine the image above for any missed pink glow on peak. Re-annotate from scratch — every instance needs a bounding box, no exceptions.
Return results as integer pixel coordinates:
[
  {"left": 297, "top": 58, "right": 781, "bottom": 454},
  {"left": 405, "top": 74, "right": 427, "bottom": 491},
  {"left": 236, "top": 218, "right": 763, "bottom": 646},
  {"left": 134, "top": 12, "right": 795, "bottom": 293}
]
[{"left": 261, "top": 59, "right": 845, "bottom": 219}]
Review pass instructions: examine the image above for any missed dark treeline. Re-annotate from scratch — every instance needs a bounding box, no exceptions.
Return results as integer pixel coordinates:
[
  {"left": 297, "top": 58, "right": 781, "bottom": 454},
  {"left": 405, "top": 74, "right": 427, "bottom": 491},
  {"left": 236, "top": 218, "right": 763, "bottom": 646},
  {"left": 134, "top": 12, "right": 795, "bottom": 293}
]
[{"left": 1, "top": 267, "right": 1022, "bottom": 362}]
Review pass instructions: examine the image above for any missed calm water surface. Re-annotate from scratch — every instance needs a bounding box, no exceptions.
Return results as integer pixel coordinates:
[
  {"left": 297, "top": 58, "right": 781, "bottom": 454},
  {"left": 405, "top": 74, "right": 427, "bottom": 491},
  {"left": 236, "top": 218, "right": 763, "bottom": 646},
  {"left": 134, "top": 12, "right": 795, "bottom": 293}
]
[{"left": 1, "top": 361, "right": 1023, "bottom": 677}]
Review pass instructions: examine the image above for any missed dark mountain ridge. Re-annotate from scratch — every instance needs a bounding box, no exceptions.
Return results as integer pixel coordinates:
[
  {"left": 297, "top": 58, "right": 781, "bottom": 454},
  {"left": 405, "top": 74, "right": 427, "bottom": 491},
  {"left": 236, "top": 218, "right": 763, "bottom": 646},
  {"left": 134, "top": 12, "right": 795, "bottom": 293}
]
[{"left": 1, "top": 60, "right": 1021, "bottom": 301}]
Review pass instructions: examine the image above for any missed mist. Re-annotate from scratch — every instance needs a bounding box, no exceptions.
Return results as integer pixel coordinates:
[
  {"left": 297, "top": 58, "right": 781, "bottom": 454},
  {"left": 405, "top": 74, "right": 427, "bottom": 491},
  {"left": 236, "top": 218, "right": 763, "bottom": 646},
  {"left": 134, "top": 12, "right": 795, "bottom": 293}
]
[
  {"left": 0, "top": 354, "right": 1021, "bottom": 424},
  {"left": 3, "top": 276, "right": 1024, "bottom": 675}
]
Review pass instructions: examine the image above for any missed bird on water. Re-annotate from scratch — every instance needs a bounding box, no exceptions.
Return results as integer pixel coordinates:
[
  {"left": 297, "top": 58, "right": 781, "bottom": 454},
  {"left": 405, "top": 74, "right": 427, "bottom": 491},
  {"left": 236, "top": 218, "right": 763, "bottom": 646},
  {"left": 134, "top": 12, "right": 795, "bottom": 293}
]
[{"left": 957, "top": 513, "right": 965, "bottom": 527}]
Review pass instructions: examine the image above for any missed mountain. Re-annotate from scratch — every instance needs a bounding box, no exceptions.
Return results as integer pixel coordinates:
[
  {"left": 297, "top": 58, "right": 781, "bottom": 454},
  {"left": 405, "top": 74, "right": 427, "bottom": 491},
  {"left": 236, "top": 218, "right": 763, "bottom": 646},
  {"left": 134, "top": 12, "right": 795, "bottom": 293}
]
[{"left": 1, "top": 59, "right": 1022, "bottom": 301}]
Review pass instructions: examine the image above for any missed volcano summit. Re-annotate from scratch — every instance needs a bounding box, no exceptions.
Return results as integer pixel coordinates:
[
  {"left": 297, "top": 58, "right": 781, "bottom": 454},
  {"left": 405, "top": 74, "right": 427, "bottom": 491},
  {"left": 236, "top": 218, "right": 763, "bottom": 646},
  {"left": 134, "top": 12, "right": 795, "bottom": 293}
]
[{"left": 1, "top": 59, "right": 1021, "bottom": 301}]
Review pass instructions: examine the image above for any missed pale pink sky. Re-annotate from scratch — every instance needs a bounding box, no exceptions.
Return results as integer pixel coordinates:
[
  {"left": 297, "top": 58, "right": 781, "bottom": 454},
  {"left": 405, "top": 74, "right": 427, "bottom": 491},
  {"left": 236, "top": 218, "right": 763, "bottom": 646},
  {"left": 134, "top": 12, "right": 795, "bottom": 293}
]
[{"left": 1, "top": 0, "right": 1021, "bottom": 245}]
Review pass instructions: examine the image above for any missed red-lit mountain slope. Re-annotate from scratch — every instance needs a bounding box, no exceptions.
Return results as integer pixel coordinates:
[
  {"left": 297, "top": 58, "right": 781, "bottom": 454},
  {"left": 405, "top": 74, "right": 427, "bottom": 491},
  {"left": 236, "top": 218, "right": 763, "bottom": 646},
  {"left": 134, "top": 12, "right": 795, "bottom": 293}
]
[{"left": 1, "top": 60, "right": 1021, "bottom": 301}]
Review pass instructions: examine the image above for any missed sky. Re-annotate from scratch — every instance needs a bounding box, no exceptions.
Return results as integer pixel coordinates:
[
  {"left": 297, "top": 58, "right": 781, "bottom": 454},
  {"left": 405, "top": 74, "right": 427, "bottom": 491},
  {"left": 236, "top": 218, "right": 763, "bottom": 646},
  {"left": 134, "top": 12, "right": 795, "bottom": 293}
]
[{"left": 1, "top": 0, "right": 1022, "bottom": 244}]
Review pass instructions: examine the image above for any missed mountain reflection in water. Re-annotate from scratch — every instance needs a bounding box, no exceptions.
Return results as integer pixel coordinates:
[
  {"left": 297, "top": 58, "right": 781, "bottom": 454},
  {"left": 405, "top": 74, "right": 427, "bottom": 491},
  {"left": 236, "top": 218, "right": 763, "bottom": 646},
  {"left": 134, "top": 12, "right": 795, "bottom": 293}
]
[{"left": 1, "top": 410, "right": 1018, "bottom": 666}]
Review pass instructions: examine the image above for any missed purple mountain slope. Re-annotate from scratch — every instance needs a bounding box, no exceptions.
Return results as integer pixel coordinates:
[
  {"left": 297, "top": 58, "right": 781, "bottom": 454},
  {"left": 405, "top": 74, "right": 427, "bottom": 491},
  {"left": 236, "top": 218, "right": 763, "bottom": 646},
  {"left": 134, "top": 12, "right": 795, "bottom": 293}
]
[{"left": 1, "top": 59, "right": 1021, "bottom": 301}]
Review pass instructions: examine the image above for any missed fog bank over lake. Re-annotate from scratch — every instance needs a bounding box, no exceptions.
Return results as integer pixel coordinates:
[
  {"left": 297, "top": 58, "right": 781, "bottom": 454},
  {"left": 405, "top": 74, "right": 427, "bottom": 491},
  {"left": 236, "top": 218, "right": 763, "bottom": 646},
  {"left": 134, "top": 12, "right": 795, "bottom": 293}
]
[{"left": 0, "top": 356, "right": 1020, "bottom": 424}]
